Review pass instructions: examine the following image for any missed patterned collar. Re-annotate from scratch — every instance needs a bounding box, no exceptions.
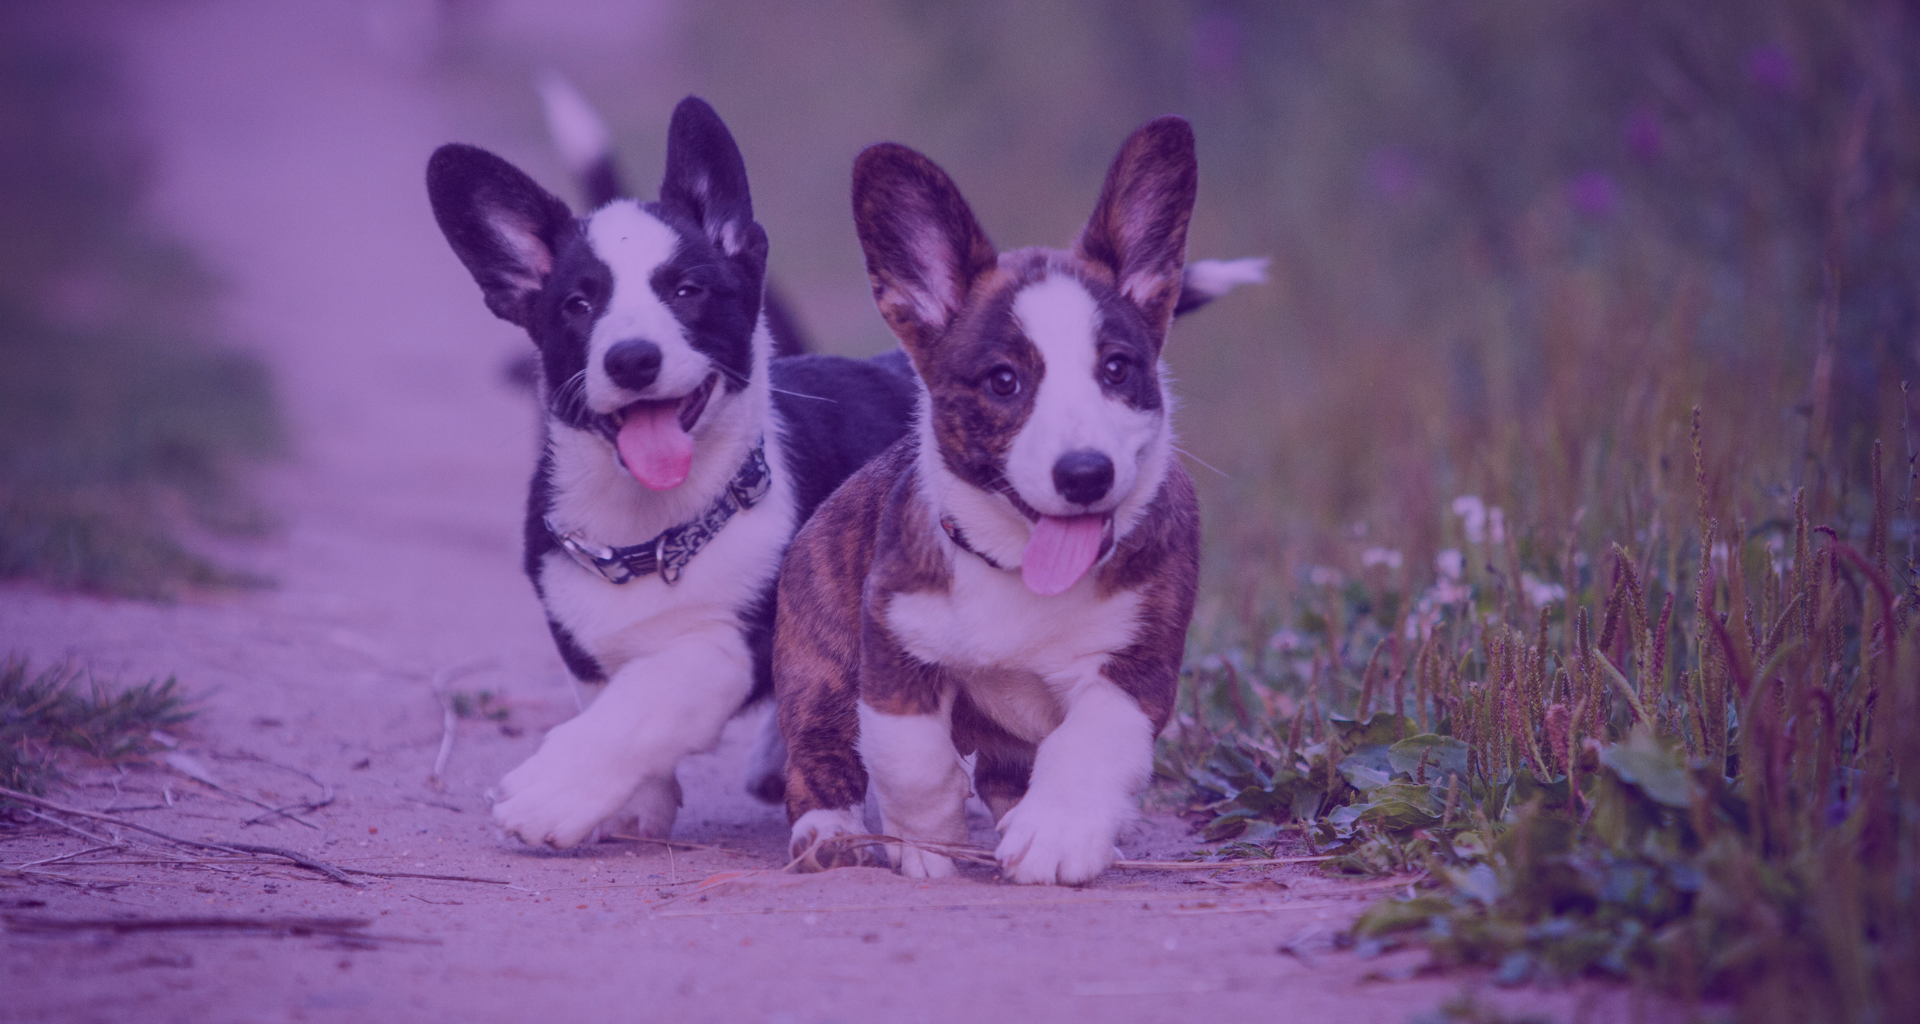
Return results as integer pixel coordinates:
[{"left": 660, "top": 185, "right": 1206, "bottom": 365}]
[
  {"left": 545, "top": 443, "right": 772, "bottom": 585},
  {"left": 939, "top": 513, "right": 1007, "bottom": 570},
  {"left": 939, "top": 510, "right": 1118, "bottom": 573}
]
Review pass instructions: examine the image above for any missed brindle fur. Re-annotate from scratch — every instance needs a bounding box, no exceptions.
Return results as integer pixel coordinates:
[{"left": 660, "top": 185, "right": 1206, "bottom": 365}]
[{"left": 776, "top": 117, "right": 1202, "bottom": 879}]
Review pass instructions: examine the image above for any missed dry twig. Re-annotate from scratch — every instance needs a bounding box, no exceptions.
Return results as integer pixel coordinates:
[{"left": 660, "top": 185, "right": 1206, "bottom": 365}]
[{"left": 0, "top": 786, "right": 362, "bottom": 887}]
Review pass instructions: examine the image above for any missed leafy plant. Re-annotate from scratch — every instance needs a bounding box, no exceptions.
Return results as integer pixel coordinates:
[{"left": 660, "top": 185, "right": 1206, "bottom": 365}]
[
  {"left": 0, "top": 655, "right": 195, "bottom": 797},
  {"left": 448, "top": 690, "right": 511, "bottom": 723},
  {"left": 1163, "top": 418, "right": 1917, "bottom": 1022}
]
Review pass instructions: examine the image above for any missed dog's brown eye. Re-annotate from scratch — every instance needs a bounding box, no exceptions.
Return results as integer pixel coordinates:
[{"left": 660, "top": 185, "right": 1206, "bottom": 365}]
[
  {"left": 564, "top": 295, "right": 591, "bottom": 316},
  {"left": 987, "top": 366, "right": 1019, "bottom": 397},
  {"left": 674, "top": 284, "right": 702, "bottom": 300},
  {"left": 1101, "top": 355, "right": 1130, "bottom": 386}
]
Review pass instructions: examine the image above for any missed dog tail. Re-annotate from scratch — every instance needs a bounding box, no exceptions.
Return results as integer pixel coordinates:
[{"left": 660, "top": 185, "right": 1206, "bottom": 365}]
[
  {"left": 1174, "top": 256, "right": 1268, "bottom": 317},
  {"left": 538, "top": 73, "right": 623, "bottom": 208}
]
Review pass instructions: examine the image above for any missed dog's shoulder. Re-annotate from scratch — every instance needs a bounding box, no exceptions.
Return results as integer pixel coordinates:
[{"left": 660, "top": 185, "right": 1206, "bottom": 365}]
[
  {"left": 780, "top": 432, "right": 916, "bottom": 604},
  {"left": 771, "top": 352, "right": 917, "bottom": 525}
]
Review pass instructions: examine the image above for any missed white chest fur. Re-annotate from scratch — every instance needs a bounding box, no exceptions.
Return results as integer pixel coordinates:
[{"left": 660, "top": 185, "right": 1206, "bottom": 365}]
[
  {"left": 884, "top": 545, "right": 1144, "bottom": 740},
  {"left": 538, "top": 443, "right": 795, "bottom": 673}
]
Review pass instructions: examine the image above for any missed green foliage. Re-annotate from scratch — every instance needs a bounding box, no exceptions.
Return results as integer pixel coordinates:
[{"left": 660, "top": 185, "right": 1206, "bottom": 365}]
[
  {"left": 448, "top": 690, "right": 511, "bottom": 723},
  {"left": 0, "top": 655, "right": 195, "bottom": 797},
  {"left": 0, "top": 10, "right": 280, "bottom": 599},
  {"left": 1165, "top": 418, "right": 1918, "bottom": 1021}
]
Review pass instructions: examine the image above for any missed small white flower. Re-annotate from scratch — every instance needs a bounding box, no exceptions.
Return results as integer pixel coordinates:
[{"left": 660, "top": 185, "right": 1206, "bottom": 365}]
[
  {"left": 1267, "top": 629, "right": 1303, "bottom": 652},
  {"left": 1488, "top": 507, "right": 1505, "bottom": 545},
  {"left": 1452, "top": 495, "right": 1487, "bottom": 545},
  {"left": 1309, "top": 565, "right": 1344, "bottom": 587},
  {"left": 1361, "top": 547, "right": 1403, "bottom": 570},
  {"left": 1435, "top": 548, "right": 1464, "bottom": 581},
  {"left": 1711, "top": 542, "right": 1730, "bottom": 571}
]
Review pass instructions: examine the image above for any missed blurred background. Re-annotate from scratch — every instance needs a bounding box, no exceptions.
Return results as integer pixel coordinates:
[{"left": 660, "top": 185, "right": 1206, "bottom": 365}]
[{"left": 3, "top": 0, "right": 1915, "bottom": 632}]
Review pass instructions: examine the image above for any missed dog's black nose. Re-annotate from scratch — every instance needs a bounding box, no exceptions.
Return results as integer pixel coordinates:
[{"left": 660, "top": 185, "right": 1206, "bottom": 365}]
[
  {"left": 1052, "top": 449, "right": 1114, "bottom": 506},
  {"left": 603, "top": 339, "right": 663, "bottom": 391}
]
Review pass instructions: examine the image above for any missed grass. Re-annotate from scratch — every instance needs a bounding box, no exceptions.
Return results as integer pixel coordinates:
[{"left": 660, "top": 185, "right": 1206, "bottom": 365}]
[
  {"left": 0, "top": 7, "right": 280, "bottom": 599},
  {"left": 1161, "top": 413, "right": 1917, "bottom": 1021},
  {"left": 0, "top": 656, "right": 195, "bottom": 797},
  {"left": 432, "top": 5, "right": 1919, "bottom": 1015}
]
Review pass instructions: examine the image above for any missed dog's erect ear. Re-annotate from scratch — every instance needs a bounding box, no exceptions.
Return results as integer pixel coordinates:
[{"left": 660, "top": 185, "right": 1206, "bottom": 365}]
[
  {"left": 852, "top": 143, "right": 998, "bottom": 359},
  {"left": 660, "top": 97, "right": 765, "bottom": 263},
  {"left": 1074, "top": 116, "right": 1197, "bottom": 340},
  {"left": 427, "top": 144, "right": 576, "bottom": 328}
]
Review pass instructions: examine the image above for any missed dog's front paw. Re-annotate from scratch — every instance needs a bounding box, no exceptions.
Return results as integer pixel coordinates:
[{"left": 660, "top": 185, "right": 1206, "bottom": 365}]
[
  {"left": 490, "top": 723, "right": 639, "bottom": 849},
  {"left": 993, "top": 795, "right": 1117, "bottom": 885},
  {"left": 788, "top": 808, "right": 876, "bottom": 872},
  {"left": 889, "top": 842, "right": 956, "bottom": 879}
]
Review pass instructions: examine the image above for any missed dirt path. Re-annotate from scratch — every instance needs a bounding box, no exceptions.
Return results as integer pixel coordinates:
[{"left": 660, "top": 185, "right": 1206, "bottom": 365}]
[{"left": 2, "top": 4, "right": 1638, "bottom": 1021}]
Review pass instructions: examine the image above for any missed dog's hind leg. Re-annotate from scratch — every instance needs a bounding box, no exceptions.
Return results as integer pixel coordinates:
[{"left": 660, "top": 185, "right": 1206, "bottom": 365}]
[
  {"left": 743, "top": 705, "right": 787, "bottom": 804},
  {"left": 490, "top": 629, "right": 751, "bottom": 849}
]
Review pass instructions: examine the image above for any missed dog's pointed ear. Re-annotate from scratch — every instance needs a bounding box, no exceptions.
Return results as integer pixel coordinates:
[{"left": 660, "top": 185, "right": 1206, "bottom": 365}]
[
  {"left": 427, "top": 144, "right": 576, "bottom": 328},
  {"left": 660, "top": 97, "right": 766, "bottom": 263},
  {"left": 1074, "top": 116, "right": 1197, "bottom": 340},
  {"left": 852, "top": 143, "right": 998, "bottom": 359}
]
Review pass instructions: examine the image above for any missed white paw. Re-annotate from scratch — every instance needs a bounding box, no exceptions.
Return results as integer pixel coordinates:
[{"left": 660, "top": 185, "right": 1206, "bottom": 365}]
[
  {"left": 789, "top": 808, "right": 874, "bottom": 871},
  {"left": 595, "top": 774, "right": 681, "bottom": 841},
  {"left": 993, "top": 794, "right": 1117, "bottom": 885},
  {"left": 891, "top": 844, "right": 956, "bottom": 879},
  {"left": 490, "top": 720, "right": 641, "bottom": 849}
]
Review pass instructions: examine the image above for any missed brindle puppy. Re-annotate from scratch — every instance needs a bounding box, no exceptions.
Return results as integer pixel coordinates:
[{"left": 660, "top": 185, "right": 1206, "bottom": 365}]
[{"left": 776, "top": 116, "right": 1202, "bottom": 885}]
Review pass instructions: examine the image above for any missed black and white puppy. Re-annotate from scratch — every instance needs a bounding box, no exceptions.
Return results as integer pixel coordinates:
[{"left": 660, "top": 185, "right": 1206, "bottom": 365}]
[
  {"left": 775, "top": 117, "right": 1203, "bottom": 884},
  {"left": 428, "top": 98, "right": 918, "bottom": 847}
]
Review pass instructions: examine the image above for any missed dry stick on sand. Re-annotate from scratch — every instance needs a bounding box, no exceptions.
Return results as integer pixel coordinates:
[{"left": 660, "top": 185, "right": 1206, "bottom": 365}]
[
  {"left": 213, "top": 750, "right": 339, "bottom": 827},
  {"left": 341, "top": 868, "right": 513, "bottom": 886},
  {"left": 166, "top": 755, "right": 321, "bottom": 831},
  {"left": 0, "top": 786, "right": 362, "bottom": 887},
  {"left": 428, "top": 658, "right": 498, "bottom": 793},
  {"left": 243, "top": 784, "right": 335, "bottom": 828},
  {"left": 792, "top": 832, "right": 1335, "bottom": 873},
  {"left": 2, "top": 913, "right": 373, "bottom": 936},
  {"left": 19, "top": 809, "right": 122, "bottom": 847},
  {"left": 608, "top": 833, "right": 740, "bottom": 854},
  {"left": 0, "top": 913, "right": 443, "bottom": 945},
  {"left": 10, "top": 843, "right": 125, "bottom": 870}
]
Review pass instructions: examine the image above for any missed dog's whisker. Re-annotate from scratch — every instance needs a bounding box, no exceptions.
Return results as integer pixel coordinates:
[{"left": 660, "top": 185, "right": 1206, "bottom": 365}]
[
  {"left": 768, "top": 387, "right": 836, "bottom": 403},
  {"left": 1171, "top": 445, "right": 1231, "bottom": 480}
]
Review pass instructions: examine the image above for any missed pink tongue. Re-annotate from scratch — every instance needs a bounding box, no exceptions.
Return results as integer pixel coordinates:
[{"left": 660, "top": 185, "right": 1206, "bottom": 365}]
[
  {"left": 1021, "top": 515, "right": 1106, "bottom": 596},
  {"left": 615, "top": 402, "right": 693, "bottom": 490}
]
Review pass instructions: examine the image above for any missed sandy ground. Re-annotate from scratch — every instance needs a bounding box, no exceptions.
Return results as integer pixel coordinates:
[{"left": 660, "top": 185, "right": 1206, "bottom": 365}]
[{"left": 1, "top": 4, "right": 1654, "bottom": 1021}]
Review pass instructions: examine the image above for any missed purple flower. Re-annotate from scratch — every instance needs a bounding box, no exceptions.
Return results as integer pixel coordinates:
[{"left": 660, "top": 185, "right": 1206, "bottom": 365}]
[
  {"left": 1566, "top": 170, "right": 1618, "bottom": 219},
  {"left": 1625, "top": 108, "right": 1663, "bottom": 162},
  {"left": 1746, "top": 43, "right": 1795, "bottom": 94}
]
